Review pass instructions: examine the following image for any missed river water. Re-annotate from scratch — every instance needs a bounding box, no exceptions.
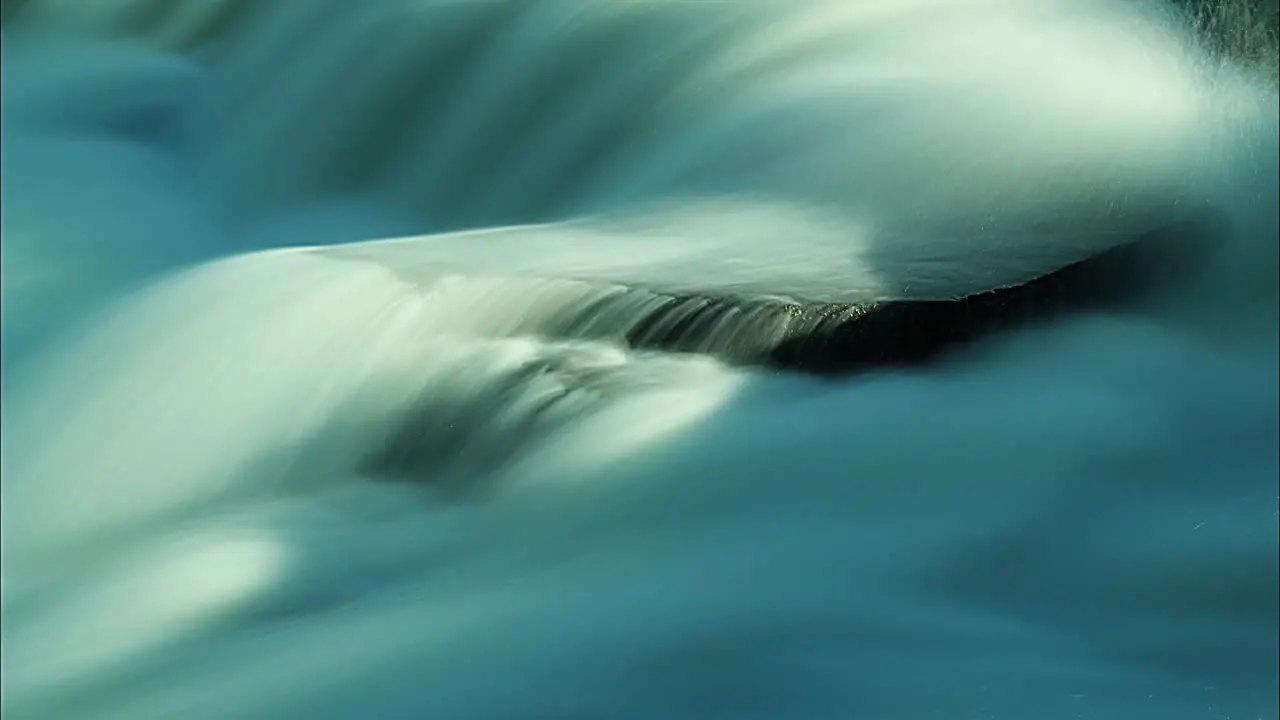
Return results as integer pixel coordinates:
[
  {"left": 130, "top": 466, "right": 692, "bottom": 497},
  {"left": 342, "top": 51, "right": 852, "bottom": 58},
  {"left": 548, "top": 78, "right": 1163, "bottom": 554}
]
[{"left": 2, "top": 2, "right": 1277, "bottom": 718}]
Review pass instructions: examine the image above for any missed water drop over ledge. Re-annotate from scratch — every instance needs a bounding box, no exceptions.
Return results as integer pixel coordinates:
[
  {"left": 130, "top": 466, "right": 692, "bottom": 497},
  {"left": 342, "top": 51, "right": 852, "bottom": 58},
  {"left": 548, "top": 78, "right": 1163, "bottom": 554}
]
[{"left": 1, "top": 2, "right": 1277, "bottom": 719}]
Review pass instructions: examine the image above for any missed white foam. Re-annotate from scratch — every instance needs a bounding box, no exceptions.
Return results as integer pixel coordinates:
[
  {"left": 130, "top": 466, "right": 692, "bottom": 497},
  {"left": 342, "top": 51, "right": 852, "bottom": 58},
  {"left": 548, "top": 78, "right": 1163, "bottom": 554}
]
[{"left": 1, "top": 2, "right": 1276, "bottom": 719}]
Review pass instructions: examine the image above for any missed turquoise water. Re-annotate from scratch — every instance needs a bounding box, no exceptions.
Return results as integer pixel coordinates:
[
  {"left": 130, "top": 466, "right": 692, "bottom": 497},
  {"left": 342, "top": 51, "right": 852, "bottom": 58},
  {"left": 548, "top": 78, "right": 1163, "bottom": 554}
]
[{"left": 2, "top": 2, "right": 1276, "bottom": 718}]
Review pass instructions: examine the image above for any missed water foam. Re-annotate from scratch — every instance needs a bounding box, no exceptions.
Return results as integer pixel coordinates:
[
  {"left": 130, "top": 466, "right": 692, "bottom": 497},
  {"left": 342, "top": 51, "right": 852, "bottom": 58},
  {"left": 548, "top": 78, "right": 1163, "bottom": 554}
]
[{"left": 2, "top": 1, "right": 1276, "bottom": 719}]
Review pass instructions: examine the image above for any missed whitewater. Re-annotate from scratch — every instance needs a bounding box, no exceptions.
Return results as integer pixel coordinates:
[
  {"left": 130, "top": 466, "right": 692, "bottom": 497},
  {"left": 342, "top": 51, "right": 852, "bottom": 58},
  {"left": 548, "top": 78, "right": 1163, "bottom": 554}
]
[{"left": 1, "top": 1, "right": 1277, "bottom": 718}]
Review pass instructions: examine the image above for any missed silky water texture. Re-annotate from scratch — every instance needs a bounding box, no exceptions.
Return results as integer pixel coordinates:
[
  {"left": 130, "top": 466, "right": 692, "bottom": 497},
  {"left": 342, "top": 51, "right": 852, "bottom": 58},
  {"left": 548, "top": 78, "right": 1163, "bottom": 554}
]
[{"left": 1, "top": 2, "right": 1277, "bottom": 719}]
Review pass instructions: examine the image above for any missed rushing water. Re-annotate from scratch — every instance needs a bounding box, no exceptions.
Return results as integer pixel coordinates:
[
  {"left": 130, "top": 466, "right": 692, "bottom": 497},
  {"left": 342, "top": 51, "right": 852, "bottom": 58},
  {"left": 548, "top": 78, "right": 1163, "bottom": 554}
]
[{"left": 2, "top": 2, "right": 1277, "bottom": 719}]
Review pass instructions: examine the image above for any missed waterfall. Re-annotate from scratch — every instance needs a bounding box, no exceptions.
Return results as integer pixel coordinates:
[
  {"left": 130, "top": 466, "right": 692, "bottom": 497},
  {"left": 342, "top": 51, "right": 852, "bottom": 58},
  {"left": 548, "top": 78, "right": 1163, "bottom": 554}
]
[{"left": 2, "top": 2, "right": 1276, "bottom": 719}]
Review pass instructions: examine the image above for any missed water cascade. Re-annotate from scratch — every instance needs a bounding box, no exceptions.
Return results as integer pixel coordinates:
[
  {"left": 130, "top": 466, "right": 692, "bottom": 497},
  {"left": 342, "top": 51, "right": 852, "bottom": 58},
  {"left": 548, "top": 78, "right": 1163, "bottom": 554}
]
[{"left": 2, "top": 2, "right": 1277, "bottom": 719}]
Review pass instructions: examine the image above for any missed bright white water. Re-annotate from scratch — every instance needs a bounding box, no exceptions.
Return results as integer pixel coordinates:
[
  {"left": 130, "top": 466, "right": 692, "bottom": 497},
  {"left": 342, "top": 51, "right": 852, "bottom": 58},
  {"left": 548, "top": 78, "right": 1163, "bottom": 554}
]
[{"left": 1, "top": 1, "right": 1277, "bottom": 718}]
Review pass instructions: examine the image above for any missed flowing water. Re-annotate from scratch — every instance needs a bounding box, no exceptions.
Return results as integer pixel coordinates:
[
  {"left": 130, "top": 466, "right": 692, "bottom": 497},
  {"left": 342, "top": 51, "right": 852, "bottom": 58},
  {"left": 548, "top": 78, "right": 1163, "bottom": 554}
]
[{"left": 2, "top": 1, "right": 1277, "bottom": 718}]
